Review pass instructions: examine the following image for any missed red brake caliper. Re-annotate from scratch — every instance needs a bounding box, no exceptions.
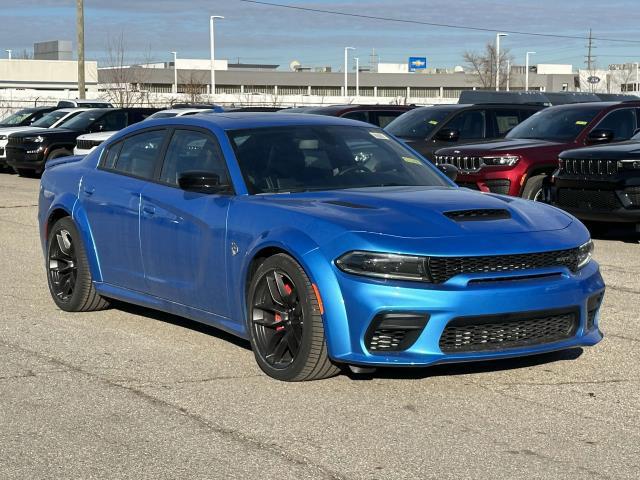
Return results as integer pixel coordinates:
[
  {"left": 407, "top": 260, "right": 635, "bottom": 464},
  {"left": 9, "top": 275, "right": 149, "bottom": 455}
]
[{"left": 275, "top": 282, "right": 292, "bottom": 332}]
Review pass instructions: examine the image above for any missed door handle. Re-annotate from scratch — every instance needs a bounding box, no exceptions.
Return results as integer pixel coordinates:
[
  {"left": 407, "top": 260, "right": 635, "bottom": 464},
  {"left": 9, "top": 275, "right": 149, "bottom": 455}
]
[
  {"left": 82, "top": 186, "right": 95, "bottom": 196},
  {"left": 142, "top": 205, "right": 156, "bottom": 215}
]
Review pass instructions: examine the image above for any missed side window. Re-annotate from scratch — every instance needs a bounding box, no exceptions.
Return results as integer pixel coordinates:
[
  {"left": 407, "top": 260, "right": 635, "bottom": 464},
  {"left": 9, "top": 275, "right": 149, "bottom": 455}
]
[
  {"left": 493, "top": 109, "right": 521, "bottom": 136},
  {"left": 100, "top": 141, "right": 122, "bottom": 169},
  {"left": 113, "top": 130, "right": 166, "bottom": 179},
  {"left": 342, "top": 111, "right": 369, "bottom": 123},
  {"left": 445, "top": 110, "right": 486, "bottom": 140},
  {"left": 372, "top": 111, "right": 404, "bottom": 128},
  {"left": 160, "top": 129, "right": 230, "bottom": 187},
  {"left": 94, "top": 111, "right": 129, "bottom": 132},
  {"left": 595, "top": 108, "right": 637, "bottom": 141}
]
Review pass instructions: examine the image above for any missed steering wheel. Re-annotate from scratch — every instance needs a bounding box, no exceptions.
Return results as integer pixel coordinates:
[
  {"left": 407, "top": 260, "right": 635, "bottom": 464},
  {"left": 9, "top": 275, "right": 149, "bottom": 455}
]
[{"left": 337, "top": 164, "right": 371, "bottom": 176}]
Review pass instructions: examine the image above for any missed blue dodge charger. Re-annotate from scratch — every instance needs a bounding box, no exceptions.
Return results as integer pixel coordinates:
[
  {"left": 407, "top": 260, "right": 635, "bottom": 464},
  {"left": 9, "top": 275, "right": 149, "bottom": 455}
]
[{"left": 38, "top": 113, "right": 604, "bottom": 381}]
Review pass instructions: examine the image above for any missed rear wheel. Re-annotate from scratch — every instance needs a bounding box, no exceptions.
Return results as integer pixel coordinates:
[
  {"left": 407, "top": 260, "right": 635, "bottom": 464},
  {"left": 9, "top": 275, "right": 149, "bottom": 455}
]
[
  {"left": 47, "top": 148, "right": 72, "bottom": 160},
  {"left": 248, "top": 254, "right": 339, "bottom": 381},
  {"left": 522, "top": 174, "right": 547, "bottom": 201},
  {"left": 47, "top": 217, "right": 110, "bottom": 312}
]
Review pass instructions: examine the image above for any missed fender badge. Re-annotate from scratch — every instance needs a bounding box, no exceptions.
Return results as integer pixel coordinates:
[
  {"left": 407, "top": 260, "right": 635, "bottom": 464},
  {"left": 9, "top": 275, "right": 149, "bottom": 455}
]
[{"left": 230, "top": 241, "right": 239, "bottom": 256}]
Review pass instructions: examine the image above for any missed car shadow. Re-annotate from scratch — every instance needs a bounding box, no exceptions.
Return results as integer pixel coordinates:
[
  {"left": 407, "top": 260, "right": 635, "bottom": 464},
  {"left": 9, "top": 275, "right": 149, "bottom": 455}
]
[
  {"left": 587, "top": 222, "right": 639, "bottom": 244},
  {"left": 109, "top": 300, "right": 252, "bottom": 351},
  {"left": 345, "top": 348, "right": 584, "bottom": 381}
]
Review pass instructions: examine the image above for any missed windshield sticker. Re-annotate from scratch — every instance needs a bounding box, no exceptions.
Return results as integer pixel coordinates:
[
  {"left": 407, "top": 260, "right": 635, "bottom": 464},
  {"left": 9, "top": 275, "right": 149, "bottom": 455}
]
[
  {"left": 575, "top": 120, "right": 588, "bottom": 125},
  {"left": 428, "top": 120, "right": 439, "bottom": 125},
  {"left": 402, "top": 156, "right": 422, "bottom": 165},
  {"left": 370, "top": 131, "right": 390, "bottom": 140}
]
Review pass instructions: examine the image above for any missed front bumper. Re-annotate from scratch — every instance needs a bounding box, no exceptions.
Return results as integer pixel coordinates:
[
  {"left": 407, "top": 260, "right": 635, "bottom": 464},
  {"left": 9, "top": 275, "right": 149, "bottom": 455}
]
[
  {"left": 323, "top": 261, "right": 604, "bottom": 367},
  {"left": 5, "top": 145, "right": 46, "bottom": 171},
  {"left": 455, "top": 165, "right": 524, "bottom": 196},
  {"left": 544, "top": 178, "right": 640, "bottom": 223}
]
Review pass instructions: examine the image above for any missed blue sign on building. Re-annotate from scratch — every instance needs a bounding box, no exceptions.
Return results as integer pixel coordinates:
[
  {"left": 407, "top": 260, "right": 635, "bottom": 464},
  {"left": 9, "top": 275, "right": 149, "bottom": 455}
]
[{"left": 408, "top": 57, "right": 427, "bottom": 72}]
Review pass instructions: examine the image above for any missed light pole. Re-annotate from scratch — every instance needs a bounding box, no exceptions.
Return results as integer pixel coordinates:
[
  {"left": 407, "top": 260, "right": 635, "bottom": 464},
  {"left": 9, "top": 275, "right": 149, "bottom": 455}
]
[
  {"left": 210, "top": 15, "right": 224, "bottom": 97},
  {"left": 635, "top": 62, "right": 639, "bottom": 92},
  {"left": 76, "top": 0, "right": 85, "bottom": 99},
  {"left": 525, "top": 51, "right": 536, "bottom": 91},
  {"left": 344, "top": 46, "right": 354, "bottom": 97},
  {"left": 171, "top": 51, "right": 178, "bottom": 94},
  {"left": 5, "top": 49, "right": 11, "bottom": 60},
  {"left": 355, "top": 57, "right": 360, "bottom": 97},
  {"left": 495, "top": 33, "right": 507, "bottom": 91},
  {"left": 506, "top": 60, "right": 510, "bottom": 91}
]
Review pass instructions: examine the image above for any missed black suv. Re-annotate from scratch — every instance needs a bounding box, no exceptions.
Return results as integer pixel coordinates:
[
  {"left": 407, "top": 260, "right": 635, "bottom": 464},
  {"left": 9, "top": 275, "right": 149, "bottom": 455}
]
[
  {"left": 544, "top": 134, "right": 640, "bottom": 227},
  {"left": 6, "top": 108, "right": 158, "bottom": 176},
  {"left": 385, "top": 103, "right": 544, "bottom": 160},
  {"left": 0, "top": 107, "right": 57, "bottom": 128}
]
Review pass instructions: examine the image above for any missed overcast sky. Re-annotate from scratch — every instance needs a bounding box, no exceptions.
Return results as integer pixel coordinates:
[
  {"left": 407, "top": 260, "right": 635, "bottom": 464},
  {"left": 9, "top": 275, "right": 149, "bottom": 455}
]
[{"left": 2, "top": 0, "right": 639, "bottom": 70}]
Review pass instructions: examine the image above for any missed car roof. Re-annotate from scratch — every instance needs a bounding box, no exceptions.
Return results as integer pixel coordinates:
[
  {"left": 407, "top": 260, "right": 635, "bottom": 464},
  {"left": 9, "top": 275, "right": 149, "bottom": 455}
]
[
  {"left": 300, "top": 104, "right": 413, "bottom": 114},
  {"left": 144, "top": 112, "right": 371, "bottom": 130}
]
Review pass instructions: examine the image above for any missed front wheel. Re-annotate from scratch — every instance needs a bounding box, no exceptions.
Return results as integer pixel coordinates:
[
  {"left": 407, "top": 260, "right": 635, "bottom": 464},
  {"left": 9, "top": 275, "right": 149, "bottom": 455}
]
[
  {"left": 47, "top": 217, "right": 110, "bottom": 312},
  {"left": 522, "top": 174, "right": 547, "bottom": 201},
  {"left": 247, "top": 253, "right": 339, "bottom": 381}
]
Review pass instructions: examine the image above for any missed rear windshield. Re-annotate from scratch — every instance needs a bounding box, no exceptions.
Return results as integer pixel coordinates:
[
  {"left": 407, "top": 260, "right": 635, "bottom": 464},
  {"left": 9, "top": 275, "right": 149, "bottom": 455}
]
[
  {"left": 507, "top": 105, "right": 603, "bottom": 141},
  {"left": 385, "top": 108, "right": 455, "bottom": 139}
]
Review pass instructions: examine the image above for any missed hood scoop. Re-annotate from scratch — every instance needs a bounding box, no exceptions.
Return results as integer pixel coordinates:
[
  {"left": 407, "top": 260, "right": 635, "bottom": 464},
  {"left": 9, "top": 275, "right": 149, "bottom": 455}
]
[
  {"left": 444, "top": 209, "right": 511, "bottom": 222},
  {"left": 323, "top": 200, "right": 376, "bottom": 209}
]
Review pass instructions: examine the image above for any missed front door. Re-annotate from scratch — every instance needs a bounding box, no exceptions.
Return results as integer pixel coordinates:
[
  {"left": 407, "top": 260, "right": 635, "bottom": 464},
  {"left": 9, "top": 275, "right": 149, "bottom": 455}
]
[{"left": 139, "top": 128, "right": 233, "bottom": 317}]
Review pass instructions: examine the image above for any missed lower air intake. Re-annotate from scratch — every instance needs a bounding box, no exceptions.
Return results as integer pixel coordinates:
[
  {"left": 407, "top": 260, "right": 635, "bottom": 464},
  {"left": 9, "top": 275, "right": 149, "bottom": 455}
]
[
  {"left": 439, "top": 309, "right": 578, "bottom": 353},
  {"left": 365, "top": 313, "right": 429, "bottom": 353}
]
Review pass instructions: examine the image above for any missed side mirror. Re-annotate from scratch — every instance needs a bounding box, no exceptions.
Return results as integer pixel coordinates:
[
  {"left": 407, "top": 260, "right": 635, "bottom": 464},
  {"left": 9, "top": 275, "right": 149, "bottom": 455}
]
[
  {"left": 178, "top": 171, "right": 230, "bottom": 194},
  {"left": 434, "top": 128, "right": 460, "bottom": 142},
  {"left": 586, "top": 129, "right": 614, "bottom": 144},
  {"left": 437, "top": 163, "right": 458, "bottom": 182}
]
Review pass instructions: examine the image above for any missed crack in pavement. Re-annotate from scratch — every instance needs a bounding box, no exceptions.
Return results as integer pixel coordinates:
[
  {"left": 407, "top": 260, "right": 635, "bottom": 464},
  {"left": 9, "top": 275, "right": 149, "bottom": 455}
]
[
  {"left": 604, "top": 284, "right": 640, "bottom": 295},
  {"left": 0, "top": 204, "right": 38, "bottom": 209},
  {"left": 1, "top": 341, "right": 350, "bottom": 480},
  {"left": 488, "top": 378, "right": 635, "bottom": 387},
  {"left": 605, "top": 333, "right": 640, "bottom": 344}
]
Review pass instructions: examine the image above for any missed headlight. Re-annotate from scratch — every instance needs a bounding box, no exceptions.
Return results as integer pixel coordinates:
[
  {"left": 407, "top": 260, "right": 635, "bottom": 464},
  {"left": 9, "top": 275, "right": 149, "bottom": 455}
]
[
  {"left": 577, "top": 240, "right": 594, "bottom": 269},
  {"left": 482, "top": 155, "right": 519, "bottom": 167},
  {"left": 336, "top": 251, "right": 431, "bottom": 282},
  {"left": 618, "top": 159, "right": 640, "bottom": 170},
  {"left": 24, "top": 135, "right": 44, "bottom": 143},
  {"left": 0, "top": 135, "right": 7, "bottom": 141}
]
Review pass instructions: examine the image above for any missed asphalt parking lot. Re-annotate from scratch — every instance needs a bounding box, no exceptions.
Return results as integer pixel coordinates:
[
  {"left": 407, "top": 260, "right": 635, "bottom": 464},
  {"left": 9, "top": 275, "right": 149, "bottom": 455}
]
[{"left": 1, "top": 173, "right": 639, "bottom": 480}]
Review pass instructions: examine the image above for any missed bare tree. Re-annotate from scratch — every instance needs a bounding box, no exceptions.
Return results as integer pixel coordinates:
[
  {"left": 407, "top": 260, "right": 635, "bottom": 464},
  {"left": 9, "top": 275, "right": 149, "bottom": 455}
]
[
  {"left": 463, "top": 42, "right": 514, "bottom": 89},
  {"left": 15, "top": 49, "right": 33, "bottom": 60},
  {"left": 100, "top": 33, "right": 149, "bottom": 107},
  {"left": 181, "top": 71, "right": 208, "bottom": 103}
]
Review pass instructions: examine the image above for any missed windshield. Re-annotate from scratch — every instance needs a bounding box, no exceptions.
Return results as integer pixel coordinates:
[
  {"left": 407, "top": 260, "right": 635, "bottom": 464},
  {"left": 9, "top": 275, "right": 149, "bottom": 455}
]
[
  {"left": 228, "top": 125, "right": 450, "bottom": 194},
  {"left": 385, "top": 108, "right": 455, "bottom": 139},
  {"left": 61, "top": 110, "right": 106, "bottom": 130},
  {"left": 31, "top": 110, "right": 75, "bottom": 128},
  {"left": 0, "top": 110, "right": 33, "bottom": 126},
  {"left": 507, "top": 105, "right": 602, "bottom": 141}
]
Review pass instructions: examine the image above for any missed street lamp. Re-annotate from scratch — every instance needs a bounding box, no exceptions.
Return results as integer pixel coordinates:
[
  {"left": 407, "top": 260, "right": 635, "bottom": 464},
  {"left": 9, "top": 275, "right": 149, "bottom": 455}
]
[
  {"left": 5, "top": 49, "right": 11, "bottom": 60},
  {"left": 354, "top": 57, "right": 360, "bottom": 97},
  {"left": 210, "top": 15, "right": 224, "bottom": 97},
  {"left": 495, "top": 33, "right": 507, "bottom": 91},
  {"left": 506, "top": 60, "right": 511, "bottom": 91},
  {"left": 171, "top": 51, "right": 178, "bottom": 94},
  {"left": 635, "top": 62, "right": 639, "bottom": 93},
  {"left": 344, "top": 46, "right": 355, "bottom": 97},
  {"left": 525, "top": 51, "right": 536, "bottom": 91}
]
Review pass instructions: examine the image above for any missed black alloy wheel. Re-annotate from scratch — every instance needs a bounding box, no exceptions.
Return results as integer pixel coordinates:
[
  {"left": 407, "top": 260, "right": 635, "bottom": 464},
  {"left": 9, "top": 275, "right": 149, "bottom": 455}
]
[
  {"left": 248, "top": 253, "right": 339, "bottom": 381},
  {"left": 46, "top": 217, "right": 110, "bottom": 312}
]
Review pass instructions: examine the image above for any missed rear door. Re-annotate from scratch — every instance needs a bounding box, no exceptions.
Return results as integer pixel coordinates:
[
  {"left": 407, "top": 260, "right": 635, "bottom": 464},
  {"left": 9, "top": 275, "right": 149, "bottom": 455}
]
[
  {"left": 139, "top": 127, "right": 233, "bottom": 316},
  {"left": 80, "top": 128, "right": 168, "bottom": 290}
]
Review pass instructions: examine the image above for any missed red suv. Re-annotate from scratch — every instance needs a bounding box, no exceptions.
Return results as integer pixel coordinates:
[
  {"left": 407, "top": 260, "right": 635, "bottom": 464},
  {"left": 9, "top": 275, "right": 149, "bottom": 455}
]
[{"left": 434, "top": 101, "right": 640, "bottom": 200}]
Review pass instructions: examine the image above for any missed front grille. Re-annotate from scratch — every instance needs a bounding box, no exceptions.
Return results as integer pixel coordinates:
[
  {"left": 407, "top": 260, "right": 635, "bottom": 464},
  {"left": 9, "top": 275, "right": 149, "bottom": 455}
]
[
  {"left": 76, "top": 139, "right": 103, "bottom": 150},
  {"left": 7, "top": 136, "right": 24, "bottom": 146},
  {"left": 557, "top": 189, "right": 619, "bottom": 210},
  {"left": 428, "top": 248, "right": 580, "bottom": 284},
  {"left": 439, "top": 309, "right": 579, "bottom": 353},
  {"left": 560, "top": 158, "right": 618, "bottom": 177},
  {"left": 458, "top": 182, "right": 480, "bottom": 190},
  {"left": 0, "top": 148, "right": 4, "bottom": 157},
  {"left": 623, "top": 187, "right": 640, "bottom": 207},
  {"left": 435, "top": 155, "right": 483, "bottom": 172}
]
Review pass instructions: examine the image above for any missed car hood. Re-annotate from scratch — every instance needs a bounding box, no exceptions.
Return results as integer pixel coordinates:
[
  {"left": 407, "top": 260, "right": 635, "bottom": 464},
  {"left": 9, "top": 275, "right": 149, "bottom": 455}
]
[
  {"left": 560, "top": 140, "right": 640, "bottom": 160},
  {"left": 76, "top": 131, "right": 117, "bottom": 141},
  {"left": 11, "top": 127, "right": 78, "bottom": 138},
  {"left": 0, "top": 126, "right": 46, "bottom": 136},
  {"left": 436, "top": 138, "right": 565, "bottom": 155},
  {"left": 257, "top": 186, "right": 573, "bottom": 239}
]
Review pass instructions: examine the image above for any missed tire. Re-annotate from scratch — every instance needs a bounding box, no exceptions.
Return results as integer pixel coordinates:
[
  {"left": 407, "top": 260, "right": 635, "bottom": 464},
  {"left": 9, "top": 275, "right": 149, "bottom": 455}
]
[
  {"left": 48, "top": 148, "right": 72, "bottom": 160},
  {"left": 247, "top": 253, "right": 339, "bottom": 381},
  {"left": 16, "top": 167, "right": 37, "bottom": 178},
  {"left": 522, "top": 174, "right": 547, "bottom": 201},
  {"left": 47, "top": 217, "right": 110, "bottom": 312}
]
